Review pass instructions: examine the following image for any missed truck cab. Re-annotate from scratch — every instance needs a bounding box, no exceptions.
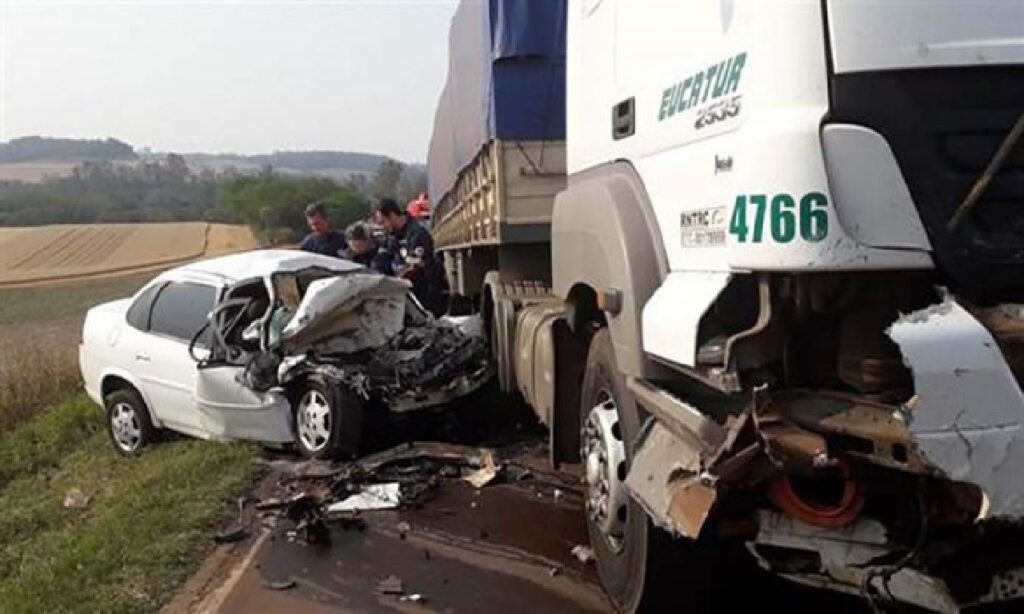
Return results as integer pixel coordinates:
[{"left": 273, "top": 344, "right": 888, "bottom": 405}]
[{"left": 430, "top": 1, "right": 1024, "bottom": 610}]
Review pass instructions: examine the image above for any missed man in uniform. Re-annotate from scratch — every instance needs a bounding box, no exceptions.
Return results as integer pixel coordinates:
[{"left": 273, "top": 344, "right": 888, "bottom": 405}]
[
  {"left": 373, "top": 197, "right": 446, "bottom": 315},
  {"left": 340, "top": 223, "right": 392, "bottom": 275},
  {"left": 298, "top": 201, "right": 347, "bottom": 258}
]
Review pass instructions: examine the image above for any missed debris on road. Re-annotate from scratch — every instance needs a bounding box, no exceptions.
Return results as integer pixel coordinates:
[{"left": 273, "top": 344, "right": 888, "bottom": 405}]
[
  {"left": 571, "top": 545, "right": 594, "bottom": 564},
  {"left": 376, "top": 574, "right": 405, "bottom": 595},
  {"left": 62, "top": 487, "right": 89, "bottom": 510},
  {"left": 462, "top": 449, "right": 501, "bottom": 488},
  {"left": 326, "top": 483, "right": 401, "bottom": 513},
  {"left": 262, "top": 577, "right": 296, "bottom": 591},
  {"left": 215, "top": 497, "right": 249, "bottom": 544},
  {"left": 400, "top": 593, "right": 427, "bottom": 603}
]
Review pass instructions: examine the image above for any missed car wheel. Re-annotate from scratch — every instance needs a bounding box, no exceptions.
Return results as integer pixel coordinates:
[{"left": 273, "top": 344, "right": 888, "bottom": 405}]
[
  {"left": 580, "top": 328, "right": 697, "bottom": 612},
  {"left": 105, "top": 388, "right": 157, "bottom": 456},
  {"left": 293, "top": 375, "right": 363, "bottom": 460}
]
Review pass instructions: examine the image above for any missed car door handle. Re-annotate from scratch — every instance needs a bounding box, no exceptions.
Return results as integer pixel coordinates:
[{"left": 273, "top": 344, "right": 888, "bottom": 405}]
[{"left": 134, "top": 352, "right": 151, "bottom": 363}]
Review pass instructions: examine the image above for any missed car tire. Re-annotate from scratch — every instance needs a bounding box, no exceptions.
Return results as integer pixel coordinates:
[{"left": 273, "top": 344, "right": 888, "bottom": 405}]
[
  {"left": 580, "top": 328, "right": 704, "bottom": 612},
  {"left": 292, "top": 374, "right": 364, "bottom": 460},
  {"left": 105, "top": 387, "right": 157, "bottom": 456}
]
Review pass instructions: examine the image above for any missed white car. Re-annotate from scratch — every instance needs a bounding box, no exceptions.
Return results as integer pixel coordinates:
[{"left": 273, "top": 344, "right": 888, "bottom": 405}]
[{"left": 80, "top": 249, "right": 489, "bottom": 459}]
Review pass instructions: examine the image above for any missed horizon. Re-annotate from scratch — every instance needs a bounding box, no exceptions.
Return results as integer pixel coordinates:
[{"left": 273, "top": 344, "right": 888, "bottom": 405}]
[{"left": 0, "top": 1, "right": 459, "bottom": 164}]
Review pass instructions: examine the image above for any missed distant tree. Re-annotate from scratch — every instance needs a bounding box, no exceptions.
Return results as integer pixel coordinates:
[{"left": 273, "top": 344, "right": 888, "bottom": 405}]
[
  {"left": 370, "top": 160, "right": 404, "bottom": 200},
  {"left": 165, "top": 153, "right": 190, "bottom": 182}
]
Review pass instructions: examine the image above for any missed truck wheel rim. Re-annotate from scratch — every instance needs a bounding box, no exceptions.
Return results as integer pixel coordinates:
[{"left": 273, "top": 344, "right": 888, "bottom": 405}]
[
  {"left": 582, "top": 390, "right": 628, "bottom": 553},
  {"left": 111, "top": 402, "right": 142, "bottom": 452},
  {"left": 298, "top": 390, "right": 331, "bottom": 452}
]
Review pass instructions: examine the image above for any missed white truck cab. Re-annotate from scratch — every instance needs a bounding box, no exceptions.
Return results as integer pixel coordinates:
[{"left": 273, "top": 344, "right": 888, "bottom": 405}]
[{"left": 430, "top": 1, "right": 1024, "bottom": 610}]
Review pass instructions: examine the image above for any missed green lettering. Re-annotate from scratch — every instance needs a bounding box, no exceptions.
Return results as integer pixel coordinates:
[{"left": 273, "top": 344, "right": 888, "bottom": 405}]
[
  {"left": 711, "top": 59, "right": 731, "bottom": 97},
  {"left": 658, "top": 87, "right": 673, "bottom": 120},
  {"left": 676, "top": 77, "right": 692, "bottom": 113},
  {"left": 687, "top": 72, "right": 703, "bottom": 109},
  {"left": 701, "top": 65, "right": 719, "bottom": 103},
  {"left": 724, "top": 52, "right": 747, "bottom": 94}
]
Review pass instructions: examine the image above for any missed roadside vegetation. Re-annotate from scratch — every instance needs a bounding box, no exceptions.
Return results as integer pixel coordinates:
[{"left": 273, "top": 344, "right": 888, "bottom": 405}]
[{"left": 0, "top": 395, "right": 254, "bottom": 612}]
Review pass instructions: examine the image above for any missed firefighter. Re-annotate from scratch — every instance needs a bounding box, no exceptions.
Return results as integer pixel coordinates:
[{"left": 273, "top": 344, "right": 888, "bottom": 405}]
[{"left": 373, "top": 197, "right": 446, "bottom": 316}]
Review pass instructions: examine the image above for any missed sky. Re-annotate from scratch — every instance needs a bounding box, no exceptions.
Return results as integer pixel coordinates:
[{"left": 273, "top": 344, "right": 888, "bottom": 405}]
[{"left": 0, "top": 0, "right": 460, "bottom": 162}]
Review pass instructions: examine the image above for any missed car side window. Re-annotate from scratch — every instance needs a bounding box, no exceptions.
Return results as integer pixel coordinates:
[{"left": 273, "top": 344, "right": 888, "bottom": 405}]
[
  {"left": 148, "top": 282, "right": 217, "bottom": 343},
  {"left": 125, "top": 282, "right": 165, "bottom": 331}
]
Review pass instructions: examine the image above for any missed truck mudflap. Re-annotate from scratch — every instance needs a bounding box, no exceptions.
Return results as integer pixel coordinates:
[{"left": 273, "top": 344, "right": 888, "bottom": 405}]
[{"left": 624, "top": 293, "right": 1024, "bottom": 610}]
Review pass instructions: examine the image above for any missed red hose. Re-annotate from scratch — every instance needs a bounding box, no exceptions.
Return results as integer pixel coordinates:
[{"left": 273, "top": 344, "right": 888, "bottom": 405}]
[{"left": 767, "top": 459, "right": 865, "bottom": 528}]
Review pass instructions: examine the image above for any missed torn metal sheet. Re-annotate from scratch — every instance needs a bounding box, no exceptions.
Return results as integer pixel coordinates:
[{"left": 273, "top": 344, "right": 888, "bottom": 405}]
[
  {"left": 279, "top": 274, "right": 411, "bottom": 354},
  {"left": 326, "top": 483, "right": 402, "bottom": 513},
  {"left": 888, "top": 296, "right": 1024, "bottom": 517},
  {"left": 753, "top": 511, "right": 959, "bottom": 613},
  {"left": 623, "top": 419, "right": 706, "bottom": 537}
]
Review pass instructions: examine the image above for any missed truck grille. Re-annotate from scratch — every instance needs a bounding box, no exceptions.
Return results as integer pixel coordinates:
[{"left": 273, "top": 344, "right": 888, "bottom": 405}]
[{"left": 831, "top": 67, "right": 1024, "bottom": 301}]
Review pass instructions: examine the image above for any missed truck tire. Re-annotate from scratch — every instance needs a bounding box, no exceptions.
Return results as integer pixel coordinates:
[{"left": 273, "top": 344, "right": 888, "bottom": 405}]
[
  {"left": 580, "top": 328, "right": 688, "bottom": 612},
  {"left": 292, "top": 375, "right": 364, "bottom": 460},
  {"left": 105, "top": 387, "right": 158, "bottom": 456}
]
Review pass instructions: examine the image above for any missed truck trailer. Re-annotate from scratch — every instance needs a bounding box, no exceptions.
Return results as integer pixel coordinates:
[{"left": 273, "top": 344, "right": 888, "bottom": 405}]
[{"left": 428, "top": 1, "right": 1024, "bottom": 611}]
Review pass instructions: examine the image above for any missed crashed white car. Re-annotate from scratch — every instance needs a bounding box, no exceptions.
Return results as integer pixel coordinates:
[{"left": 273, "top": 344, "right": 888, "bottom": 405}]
[{"left": 79, "top": 250, "right": 489, "bottom": 458}]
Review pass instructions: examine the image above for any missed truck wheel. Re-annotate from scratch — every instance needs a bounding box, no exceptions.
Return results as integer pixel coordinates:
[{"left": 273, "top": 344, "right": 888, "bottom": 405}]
[
  {"left": 105, "top": 388, "right": 157, "bottom": 456},
  {"left": 293, "top": 375, "right": 364, "bottom": 460},
  {"left": 580, "top": 328, "right": 685, "bottom": 612}
]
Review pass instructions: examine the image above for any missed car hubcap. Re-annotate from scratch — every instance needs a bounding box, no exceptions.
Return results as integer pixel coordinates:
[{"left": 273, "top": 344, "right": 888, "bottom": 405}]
[
  {"left": 111, "top": 402, "right": 142, "bottom": 452},
  {"left": 297, "top": 390, "right": 331, "bottom": 452},
  {"left": 581, "top": 390, "right": 628, "bottom": 552}
]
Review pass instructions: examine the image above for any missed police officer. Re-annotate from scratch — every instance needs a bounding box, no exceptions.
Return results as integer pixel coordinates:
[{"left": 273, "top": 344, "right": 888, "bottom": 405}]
[
  {"left": 298, "top": 201, "right": 347, "bottom": 258},
  {"left": 340, "top": 222, "right": 392, "bottom": 275},
  {"left": 373, "top": 197, "right": 446, "bottom": 315}
]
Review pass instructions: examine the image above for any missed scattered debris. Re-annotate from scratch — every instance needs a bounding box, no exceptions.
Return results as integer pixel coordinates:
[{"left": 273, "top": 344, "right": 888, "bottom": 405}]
[
  {"left": 376, "top": 574, "right": 405, "bottom": 595},
  {"left": 214, "top": 497, "right": 249, "bottom": 544},
  {"left": 62, "top": 487, "right": 89, "bottom": 510},
  {"left": 262, "top": 577, "right": 296, "bottom": 591},
  {"left": 397, "top": 521, "right": 411, "bottom": 539},
  {"left": 553, "top": 488, "right": 564, "bottom": 501},
  {"left": 326, "top": 483, "right": 401, "bottom": 513},
  {"left": 462, "top": 449, "right": 500, "bottom": 488},
  {"left": 571, "top": 544, "right": 595, "bottom": 564},
  {"left": 284, "top": 493, "right": 330, "bottom": 545},
  {"left": 400, "top": 593, "right": 426, "bottom": 603}
]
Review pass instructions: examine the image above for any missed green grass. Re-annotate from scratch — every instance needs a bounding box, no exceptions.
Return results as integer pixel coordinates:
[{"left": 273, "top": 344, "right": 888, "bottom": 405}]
[{"left": 0, "top": 394, "right": 255, "bottom": 613}]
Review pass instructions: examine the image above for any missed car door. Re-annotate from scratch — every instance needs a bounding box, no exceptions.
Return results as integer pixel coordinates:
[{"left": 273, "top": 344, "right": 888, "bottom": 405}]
[{"left": 132, "top": 280, "right": 218, "bottom": 436}]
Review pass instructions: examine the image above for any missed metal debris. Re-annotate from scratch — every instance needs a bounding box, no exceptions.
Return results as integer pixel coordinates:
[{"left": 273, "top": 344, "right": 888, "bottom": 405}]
[
  {"left": 400, "top": 593, "right": 426, "bottom": 603},
  {"left": 262, "top": 577, "right": 296, "bottom": 591},
  {"left": 571, "top": 545, "right": 594, "bottom": 564},
  {"left": 462, "top": 449, "right": 500, "bottom": 488},
  {"left": 326, "top": 483, "right": 402, "bottom": 513}
]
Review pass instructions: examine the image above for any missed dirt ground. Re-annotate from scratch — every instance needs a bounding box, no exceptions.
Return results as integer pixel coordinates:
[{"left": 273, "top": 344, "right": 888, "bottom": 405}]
[{"left": 0, "top": 222, "right": 258, "bottom": 287}]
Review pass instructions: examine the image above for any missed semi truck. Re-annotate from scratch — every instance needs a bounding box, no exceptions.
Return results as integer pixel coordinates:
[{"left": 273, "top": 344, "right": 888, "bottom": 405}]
[{"left": 427, "top": 1, "right": 1024, "bottom": 611}]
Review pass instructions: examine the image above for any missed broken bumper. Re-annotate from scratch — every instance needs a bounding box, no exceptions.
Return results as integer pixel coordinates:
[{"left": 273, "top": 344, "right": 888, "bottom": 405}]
[{"left": 625, "top": 295, "right": 1024, "bottom": 611}]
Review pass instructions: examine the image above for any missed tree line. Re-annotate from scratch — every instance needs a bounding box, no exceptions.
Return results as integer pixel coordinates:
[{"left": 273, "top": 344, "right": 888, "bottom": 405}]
[{"left": 0, "top": 154, "right": 427, "bottom": 244}]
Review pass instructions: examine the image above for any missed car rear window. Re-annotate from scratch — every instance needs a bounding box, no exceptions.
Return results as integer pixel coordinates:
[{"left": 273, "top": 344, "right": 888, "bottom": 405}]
[
  {"left": 126, "top": 282, "right": 165, "bottom": 331},
  {"left": 148, "top": 282, "right": 217, "bottom": 343}
]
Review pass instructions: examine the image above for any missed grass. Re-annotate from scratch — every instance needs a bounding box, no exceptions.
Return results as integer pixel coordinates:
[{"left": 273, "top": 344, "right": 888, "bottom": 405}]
[
  {"left": 0, "top": 394, "right": 255, "bottom": 613},
  {"left": 0, "top": 273, "right": 150, "bottom": 433}
]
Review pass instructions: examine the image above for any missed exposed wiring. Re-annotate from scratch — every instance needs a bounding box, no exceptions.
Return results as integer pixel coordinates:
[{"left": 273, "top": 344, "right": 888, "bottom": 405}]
[{"left": 861, "top": 476, "right": 929, "bottom": 613}]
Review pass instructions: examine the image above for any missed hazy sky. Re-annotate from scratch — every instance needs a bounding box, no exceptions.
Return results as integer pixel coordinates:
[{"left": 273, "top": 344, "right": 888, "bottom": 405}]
[{"left": 0, "top": 0, "right": 460, "bottom": 162}]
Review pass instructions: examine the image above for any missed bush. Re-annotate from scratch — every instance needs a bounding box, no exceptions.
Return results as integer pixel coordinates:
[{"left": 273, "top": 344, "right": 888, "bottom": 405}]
[{"left": 0, "top": 345, "right": 81, "bottom": 434}]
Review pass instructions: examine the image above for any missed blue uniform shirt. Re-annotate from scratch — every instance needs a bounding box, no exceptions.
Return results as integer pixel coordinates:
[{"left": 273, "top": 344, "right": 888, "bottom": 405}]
[{"left": 298, "top": 230, "right": 348, "bottom": 258}]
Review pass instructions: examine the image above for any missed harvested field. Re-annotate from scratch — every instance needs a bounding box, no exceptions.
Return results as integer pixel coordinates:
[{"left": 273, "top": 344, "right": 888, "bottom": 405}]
[
  {"left": 0, "top": 222, "right": 258, "bottom": 287},
  {"left": 0, "top": 161, "right": 79, "bottom": 183}
]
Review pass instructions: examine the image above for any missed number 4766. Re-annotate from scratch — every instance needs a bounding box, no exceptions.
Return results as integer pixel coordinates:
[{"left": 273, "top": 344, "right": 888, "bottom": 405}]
[{"left": 729, "top": 192, "right": 829, "bottom": 243}]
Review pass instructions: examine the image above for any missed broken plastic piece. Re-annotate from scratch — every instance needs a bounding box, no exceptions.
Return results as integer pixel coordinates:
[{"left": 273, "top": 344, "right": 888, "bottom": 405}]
[
  {"left": 571, "top": 544, "right": 595, "bottom": 564},
  {"left": 62, "top": 487, "right": 89, "bottom": 510},
  {"left": 326, "top": 483, "right": 401, "bottom": 513},
  {"left": 462, "top": 449, "right": 500, "bottom": 488}
]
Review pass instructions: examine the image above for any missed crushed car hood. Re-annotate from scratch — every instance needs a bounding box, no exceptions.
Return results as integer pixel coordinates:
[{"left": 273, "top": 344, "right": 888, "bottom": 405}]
[{"left": 278, "top": 274, "right": 412, "bottom": 355}]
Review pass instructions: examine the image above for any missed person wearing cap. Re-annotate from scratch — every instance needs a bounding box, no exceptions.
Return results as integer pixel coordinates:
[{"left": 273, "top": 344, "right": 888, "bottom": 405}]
[
  {"left": 373, "top": 197, "right": 446, "bottom": 315},
  {"left": 298, "top": 201, "right": 347, "bottom": 258},
  {"left": 340, "top": 222, "right": 392, "bottom": 275}
]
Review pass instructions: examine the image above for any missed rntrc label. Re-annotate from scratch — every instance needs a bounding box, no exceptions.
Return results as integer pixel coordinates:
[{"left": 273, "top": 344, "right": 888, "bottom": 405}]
[{"left": 681, "top": 207, "right": 727, "bottom": 247}]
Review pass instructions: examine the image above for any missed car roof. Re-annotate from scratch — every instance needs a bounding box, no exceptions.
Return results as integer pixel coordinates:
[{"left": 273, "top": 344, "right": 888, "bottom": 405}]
[{"left": 163, "top": 249, "right": 362, "bottom": 284}]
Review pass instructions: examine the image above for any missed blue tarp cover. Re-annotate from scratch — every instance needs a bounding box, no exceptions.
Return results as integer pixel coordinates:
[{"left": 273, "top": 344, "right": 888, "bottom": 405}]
[{"left": 427, "top": 0, "right": 566, "bottom": 202}]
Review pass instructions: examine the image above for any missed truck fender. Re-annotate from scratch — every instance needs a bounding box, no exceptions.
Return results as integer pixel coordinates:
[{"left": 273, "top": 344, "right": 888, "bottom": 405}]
[
  {"left": 552, "top": 162, "right": 670, "bottom": 378},
  {"left": 99, "top": 367, "right": 163, "bottom": 428}
]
